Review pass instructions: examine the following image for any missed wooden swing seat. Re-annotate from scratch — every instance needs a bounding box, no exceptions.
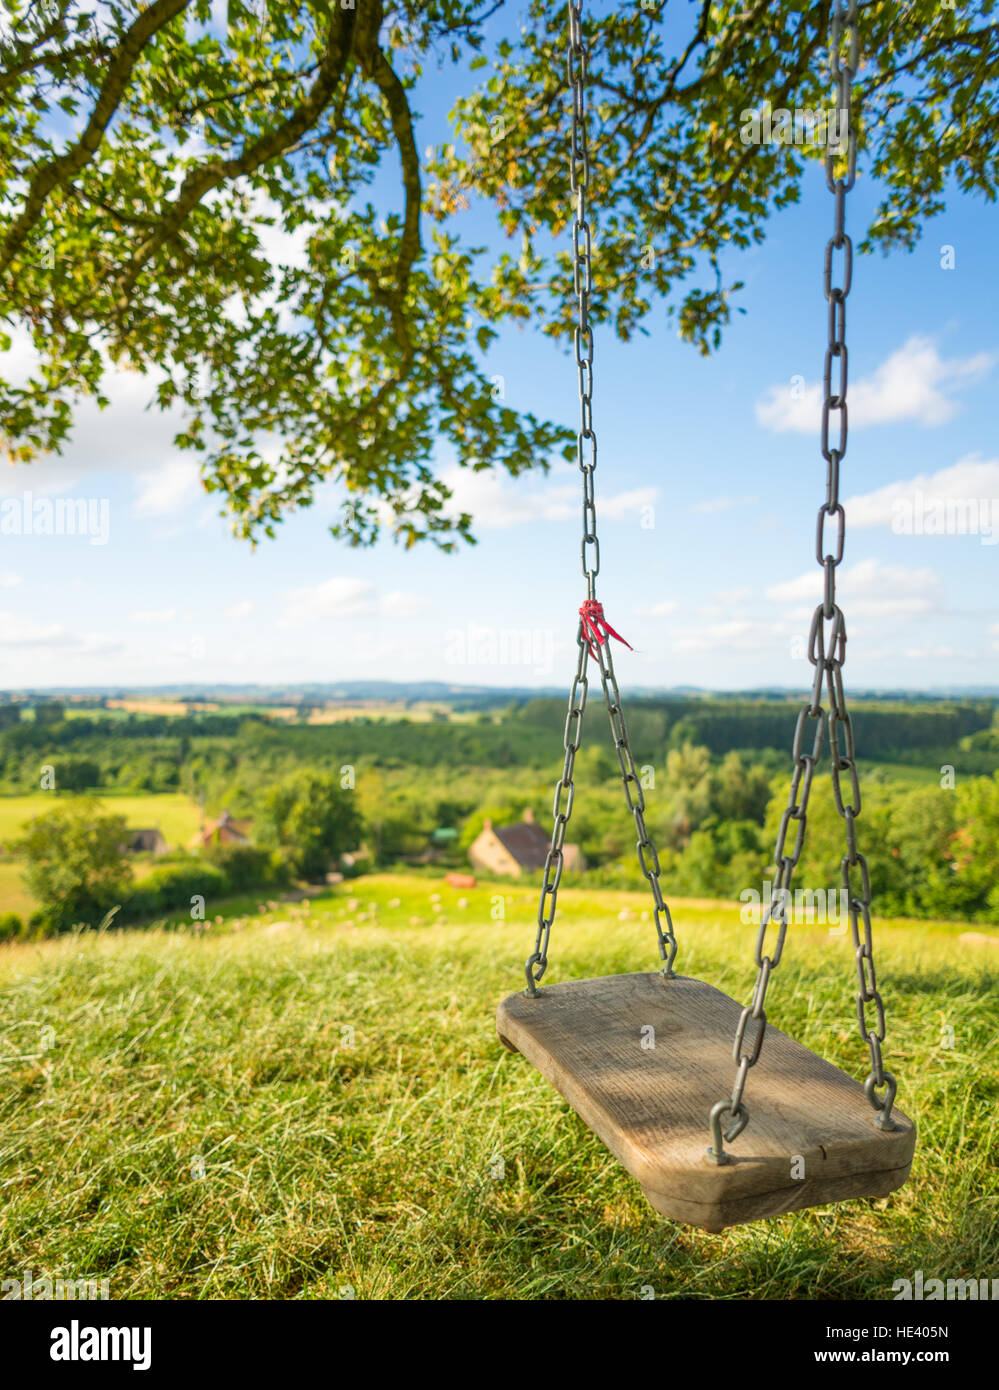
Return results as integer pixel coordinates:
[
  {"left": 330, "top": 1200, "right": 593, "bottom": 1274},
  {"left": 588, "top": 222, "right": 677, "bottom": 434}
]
[{"left": 497, "top": 972, "right": 915, "bottom": 1232}]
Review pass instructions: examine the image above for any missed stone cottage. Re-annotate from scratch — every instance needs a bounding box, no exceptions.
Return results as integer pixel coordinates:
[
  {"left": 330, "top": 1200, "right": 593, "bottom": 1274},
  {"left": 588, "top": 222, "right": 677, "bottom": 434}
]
[{"left": 468, "top": 807, "right": 585, "bottom": 878}]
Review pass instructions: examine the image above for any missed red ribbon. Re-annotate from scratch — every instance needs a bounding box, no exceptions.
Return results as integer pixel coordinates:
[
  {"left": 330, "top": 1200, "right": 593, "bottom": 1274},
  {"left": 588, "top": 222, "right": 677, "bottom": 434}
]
[{"left": 579, "top": 599, "right": 633, "bottom": 661}]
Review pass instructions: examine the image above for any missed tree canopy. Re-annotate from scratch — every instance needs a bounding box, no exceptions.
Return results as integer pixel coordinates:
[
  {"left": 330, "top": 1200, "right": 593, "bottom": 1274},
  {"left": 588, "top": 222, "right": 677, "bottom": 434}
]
[
  {"left": 16, "top": 799, "right": 132, "bottom": 929},
  {"left": 1, "top": 0, "right": 996, "bottom": 547}
]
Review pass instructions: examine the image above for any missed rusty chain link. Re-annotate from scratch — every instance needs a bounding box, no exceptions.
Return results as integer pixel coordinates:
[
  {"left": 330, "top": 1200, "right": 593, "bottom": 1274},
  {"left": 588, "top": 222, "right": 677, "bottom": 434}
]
[
  {"left": 709, "top": 0, "right": 898, "bottom": 1162},
  {"left": 525, "top": 0, "right": 677, "bottom": 995}
]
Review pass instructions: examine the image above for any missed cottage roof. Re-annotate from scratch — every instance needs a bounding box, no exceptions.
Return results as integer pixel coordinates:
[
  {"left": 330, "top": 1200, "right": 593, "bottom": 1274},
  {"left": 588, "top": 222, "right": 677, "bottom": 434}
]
[
  {"left": 188, "top": 809, "right": 251, "bottom": 848},
  {"left": 492, "top": 813, "right": 550, "bottom": 870},
  {"left": 126, "top": 828, "right": 164, "bottom": 851}
]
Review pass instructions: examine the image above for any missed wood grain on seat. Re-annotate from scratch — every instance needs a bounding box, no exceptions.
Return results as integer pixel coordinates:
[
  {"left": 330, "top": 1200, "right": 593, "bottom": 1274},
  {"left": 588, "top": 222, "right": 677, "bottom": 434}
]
[{"left": 497, "top": 972, "right": 916, "bottom": 1232}]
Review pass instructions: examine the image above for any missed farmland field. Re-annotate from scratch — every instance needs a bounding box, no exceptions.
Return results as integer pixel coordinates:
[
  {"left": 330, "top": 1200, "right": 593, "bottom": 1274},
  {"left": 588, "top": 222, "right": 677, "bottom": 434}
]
[
  {"left": 1, "top": 874, "right": 994, "bottom": 1300},
  {"left": 0, "top": 861, "right": 34, "bottom": 919},
  {"left": 0, "top": 793, "right": 205, "bottom": 920},
  {"left": 0, "top": 792, "right": 203, "bottom": 849}
]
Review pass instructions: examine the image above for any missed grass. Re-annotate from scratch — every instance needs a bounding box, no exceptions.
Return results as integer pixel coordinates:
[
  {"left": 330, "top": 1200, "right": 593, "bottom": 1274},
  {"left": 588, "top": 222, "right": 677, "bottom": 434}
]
[
  {"left": 0, "top": 792, "right": 204, "bottom": 919},
  {"left": 0, "top": 873, "right": 995, "bottom": 1300},
  {"left": 0, "top": 861, "right": 34, "bottom": 919},
  {"left": 0, "top": 791, "right": 203, "bottom": 856},
  {"left": 859, "top": 760, "right": 958, "bottom": 790},
  {"left": 0, "top": 855, "right": 169, "bottom": 926}
]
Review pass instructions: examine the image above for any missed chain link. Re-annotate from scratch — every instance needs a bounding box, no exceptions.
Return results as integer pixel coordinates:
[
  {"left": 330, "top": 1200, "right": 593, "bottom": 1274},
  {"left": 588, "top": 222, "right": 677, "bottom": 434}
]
[
  {"left": 708, "top": 0, "right": 897, "bottom": 1162},
  {"left": 568, "top": 0, "right": 599, "bottom": 598},
  {"left": 524, "top": 0, "right": 677, "bottom": 995},
  {"left": 823, "top": 0, "right": 896, "bottom": 1133},
  {"left": 592, "top": 631, "right": 678, "bottom": 978},
  {"left": 525, "top": 619, "right": 589, "bottom": 992}
]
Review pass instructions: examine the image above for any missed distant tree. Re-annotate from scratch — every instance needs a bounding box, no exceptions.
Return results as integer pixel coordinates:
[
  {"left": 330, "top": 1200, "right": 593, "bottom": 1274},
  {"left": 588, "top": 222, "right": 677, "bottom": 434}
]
[
  {"left": 15, "top": 801, "right": 132, "bottom": 932},
  {"left": 948, "top": 774, "right": 999, "bottom": 922},
  {"left": 354, "top": 770, "right": 439, "bottom": 863},
  {"left": 664, "top": 743, "right": 714, "bottom": 838},
  {"left": 254, "top": 769, "right": 362, "bottom": 878},
  {"left": 53, "top": 756, "right": 101, "bottom": 791},
  {"left": 586, "top": 747, "right": 617, "bottom": 784},
  {"left": 710, "top": 750, "right": 772, "bottom": 825},
  {"left": 0, "top": 910, "right": 24, "bottom": 940},
  {"left": 33, "top": 701, "right": 65, "bottom": 727},
  {"left": 879, "top": 785, "right": 958, "bottom": 917},
  {"left": 667, "top": 719, "right": 699, "bottom": 751}
]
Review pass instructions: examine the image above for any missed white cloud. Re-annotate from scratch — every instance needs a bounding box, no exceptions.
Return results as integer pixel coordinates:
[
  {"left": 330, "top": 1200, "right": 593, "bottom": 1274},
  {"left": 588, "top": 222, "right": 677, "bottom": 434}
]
[
  {"left": 0, "top": 326, "right": 198, "bottom": 515},
  {"left": 903, "top": 645, "right": 972, "bottom": 661},
  {"left": 435, "top": 465, "right": 657, "bottom": 530},
  {"left": 133, "top": 458, "right": 202, "bottom": 516},
  {"left": 379, "top": 590, "right": 430, "bottom": 618},
  {"left": 844, "top": 456, "right": 999, "bottom": 528},
  {"left": 765, "top": 557, "right": 940, "bottom": 619},
  {"left": 669, "top": 561, "right": 942, "bottom": 655},
  {"left": 224, "top": 600, "right": 254, "bottom": 620},
  {"left": 765, "top": 571, "right": 825, "bottom": 605},
  {"left": 0, "top": 573, "right": 22, "bottom": 588},
  {"left": 600, "top": 487, "right": 659, "bottom": 520},
  {"left": 0, "top": 613, "right": 120, "bottom": 652},
  {"left": 130, "top": 608, "right": 177, "bottom": 624},
  {"left": 636, "top": 600, "right": 679, "bottom": 617},
  {"left": 692, "top": 496, "right": 757, "bottom": 515},
  {"left": 671, "top": 617, "right": 789, "bottom": 654},
  {"left": 279, "top": 578, "right": 429, "bottom": 628},
  {"left": 756, "top": 337, "right": 994, "bottom": 433},
  {"left": 0, "top": 615, "right": 69, "bottom": 647}
]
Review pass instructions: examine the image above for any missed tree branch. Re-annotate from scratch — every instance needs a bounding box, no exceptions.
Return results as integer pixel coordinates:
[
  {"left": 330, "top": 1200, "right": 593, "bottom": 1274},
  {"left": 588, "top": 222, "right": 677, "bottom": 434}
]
[
  {"left": 113, "top": 3, "right": 359, "bottom": 310},
  {"left": 0, "top": 37, "right": 112, "bottom": 90},
  {"left": 360, "top": 42, "right": 422, "bottom": 309},
  {"left": 0, "top": 0, "right": 193, "bottom": 275},
  {"left": 174, "top": 63, "right": 320, "bottom": 123}
]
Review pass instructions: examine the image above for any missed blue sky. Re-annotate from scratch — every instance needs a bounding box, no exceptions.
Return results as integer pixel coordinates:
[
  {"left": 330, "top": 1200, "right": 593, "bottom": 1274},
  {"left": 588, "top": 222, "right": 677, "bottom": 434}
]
[{"left": 1, "top": 9, "right": 997, "bottom": 693}]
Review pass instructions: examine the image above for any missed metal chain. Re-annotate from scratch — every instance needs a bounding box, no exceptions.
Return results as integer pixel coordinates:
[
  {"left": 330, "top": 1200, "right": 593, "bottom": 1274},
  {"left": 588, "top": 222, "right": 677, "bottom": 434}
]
[
  {"left": 525, "top": 619, "right": 589, "bottom": 992},
  {"left": 592, "top": 629, "right": 678, "bottom": 978},
  {"left": 568, "top": 0, "right": 599, "bottom": 601},
  {"left": 524, "top": 0, "right": 677, "bottom": 995},
  {"left": 824, "top": 0, "right": 897, "bottom": 1134},
  {"left": 708, "top": 0, "right": 896, "bottom": 1162}
]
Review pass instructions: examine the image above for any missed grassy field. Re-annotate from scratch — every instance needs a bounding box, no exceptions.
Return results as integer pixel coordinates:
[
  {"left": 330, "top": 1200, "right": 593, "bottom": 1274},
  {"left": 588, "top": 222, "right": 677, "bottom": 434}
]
[
  {"left": 0, "top": 861, "right": 34, "bottom": 919},
  {"left": 0, "top": 873, "right": 995, "bottom": 1300},
  {"left": 0, "top": 792, "right": 203, "bottom": 850},
  {"left": 58, "top": 698, "right": 485, "bottom": 724},
  {"left": 0, "top": 856, "right": 167, "bottom": 922},
  {"left": 0, "top": 792, "right": 205, "bottom": 920}
]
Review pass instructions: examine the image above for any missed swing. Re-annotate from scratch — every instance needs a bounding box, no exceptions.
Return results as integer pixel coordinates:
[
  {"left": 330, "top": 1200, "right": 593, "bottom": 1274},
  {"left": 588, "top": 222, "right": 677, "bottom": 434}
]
[{"left": 496, "top": 0, "right": 916, "bottom": 1234}]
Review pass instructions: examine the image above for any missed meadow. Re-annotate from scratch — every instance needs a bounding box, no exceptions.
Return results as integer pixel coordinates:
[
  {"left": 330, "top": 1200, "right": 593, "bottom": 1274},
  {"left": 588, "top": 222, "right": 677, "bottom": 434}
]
[
  {"left": 0, "top": 792, "right": 203, "bottom": 849},
  {"left": 0, "top": 793, "right": 206, "bottom": 921},
  {"left": 1, "top": 874, "right": 995, "bottom": 1300}
]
